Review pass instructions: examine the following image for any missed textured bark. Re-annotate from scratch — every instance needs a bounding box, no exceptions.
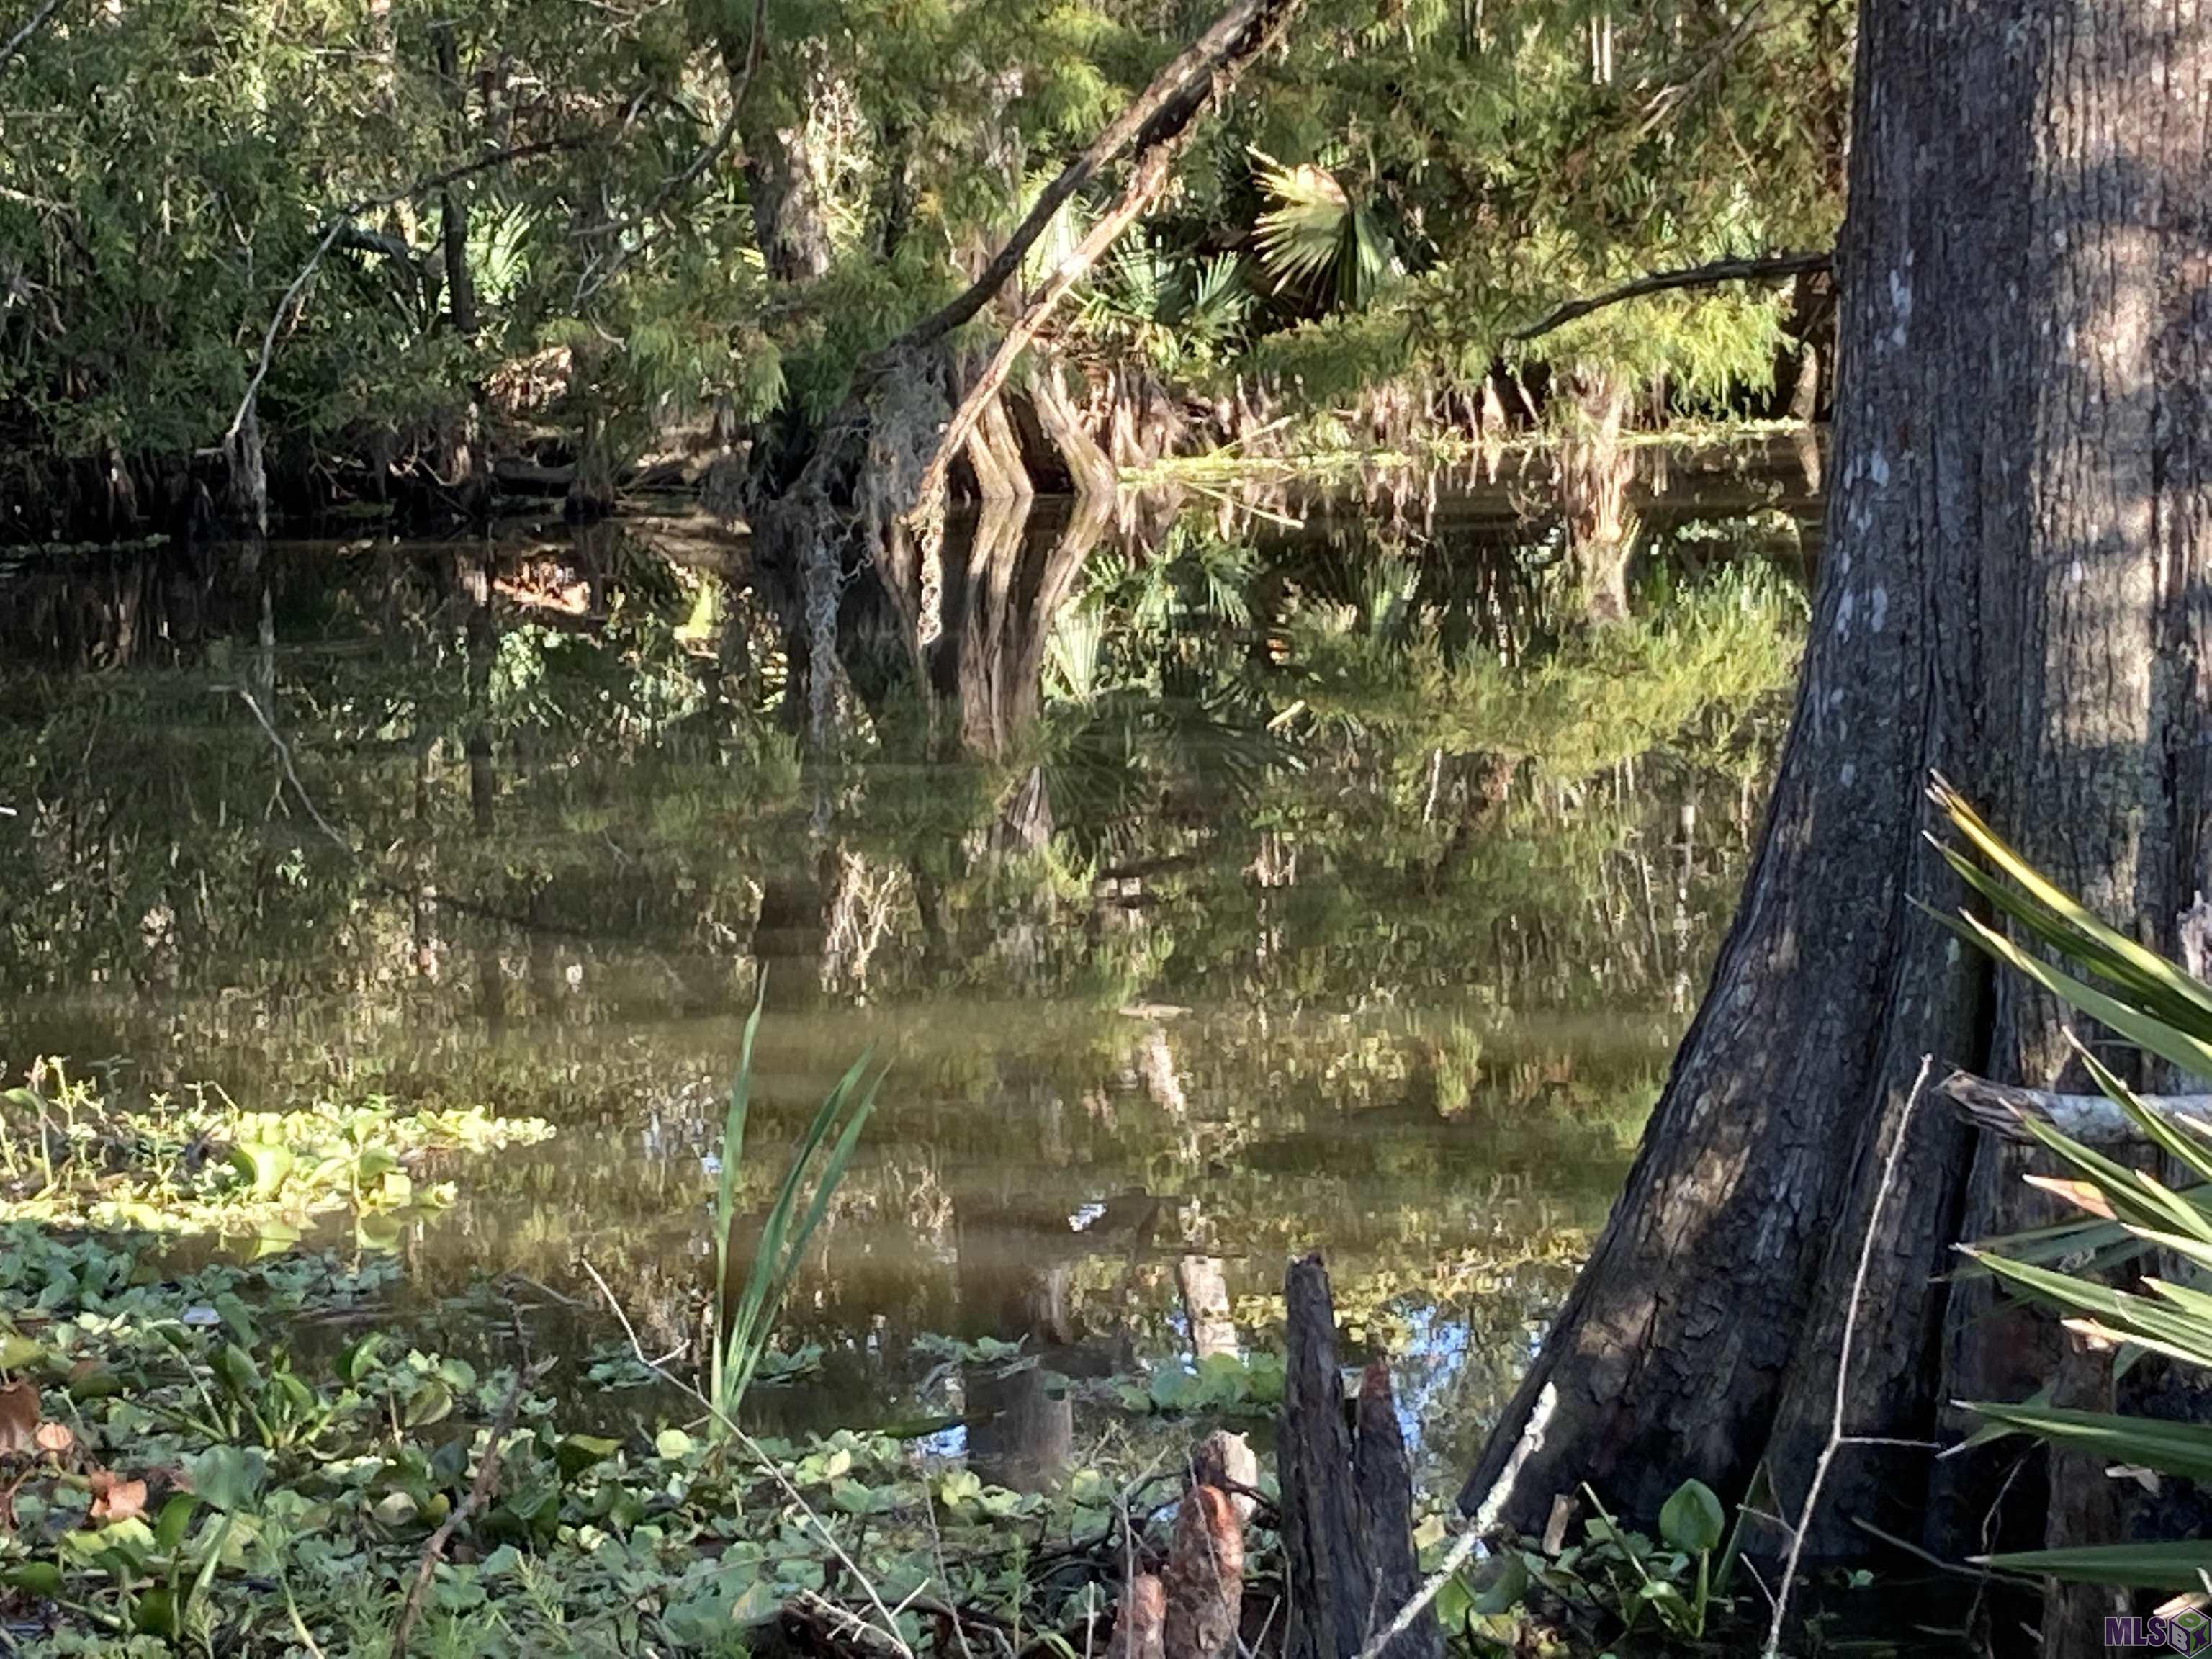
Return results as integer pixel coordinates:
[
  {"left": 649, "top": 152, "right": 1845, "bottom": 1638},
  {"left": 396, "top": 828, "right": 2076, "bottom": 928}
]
[
  {"left": 741, "top": 103, "right": 832, "bottom": 283},
  {"left": 1280, "top": 1258, "right": 1436, "bottom": 1659},
  {"left": 1162, "top": 1485, "right": 1243, "bottom": 1659},
  {"left": 1029, "top": 356, "right": 1119, "bottom": 497},
  {"left": 1463, "top": 0, "right": 2212, "bottom": 1598},
  {"left": 1107, "top": 1573, "right": 1166, "bottom": 1659},
  {"left": 1280, "top": 1258, "right": 1371, "bottom": 1659},
  {"left": 1352, "top": 1363, "right": 1440, "bottom": 1659}
]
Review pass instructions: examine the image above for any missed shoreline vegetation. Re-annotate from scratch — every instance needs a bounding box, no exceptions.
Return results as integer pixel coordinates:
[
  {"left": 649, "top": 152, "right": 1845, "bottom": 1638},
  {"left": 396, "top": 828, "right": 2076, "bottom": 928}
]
[
  {"left": 0, "top": 421, "right": 1824, "bottom": 558},
  {"left": 0, "top": 1048, "right": 1833, "bottom": 1659}
]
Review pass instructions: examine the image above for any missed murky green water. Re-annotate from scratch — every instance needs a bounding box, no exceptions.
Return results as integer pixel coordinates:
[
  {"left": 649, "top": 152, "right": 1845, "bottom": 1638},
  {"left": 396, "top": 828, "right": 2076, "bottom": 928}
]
[{"left": 0, "top": 437, "right": 1815, "bottom": 1488}]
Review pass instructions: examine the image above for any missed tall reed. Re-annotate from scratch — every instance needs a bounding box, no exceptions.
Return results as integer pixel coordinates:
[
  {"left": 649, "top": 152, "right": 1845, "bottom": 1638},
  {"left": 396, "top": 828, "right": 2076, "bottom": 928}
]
[{"left": 706, "top": 993, "right": 881, "bottom": 1427}]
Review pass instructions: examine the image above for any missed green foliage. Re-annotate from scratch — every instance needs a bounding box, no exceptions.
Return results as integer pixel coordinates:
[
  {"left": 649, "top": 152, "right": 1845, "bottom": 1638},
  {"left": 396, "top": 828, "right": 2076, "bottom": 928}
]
[
  {"left": 0, "top": 1059, "right": 551, "bottom": 1240},
  {"left": 1450, "top": 1476, "right": 1737, "bottom": 1646},
  {"left": 1, "top": 0, "right": 1849, "bottom": 519},
  {"left": 706, "top": 995, "right": 881, "bottom": 1425},
  {"left": 1251, "top": 152, "right": 1394, "bottom": 311},
  {"left": 0, "top": 1202, "right": 1227, "bottom": 1655}
]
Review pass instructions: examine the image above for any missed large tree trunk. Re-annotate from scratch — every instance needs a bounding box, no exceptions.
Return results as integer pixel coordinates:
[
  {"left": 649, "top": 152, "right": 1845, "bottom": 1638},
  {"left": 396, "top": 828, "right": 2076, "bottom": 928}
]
[{"left": 1463, "top": 0, "right": 2212, "bottom": 1608}]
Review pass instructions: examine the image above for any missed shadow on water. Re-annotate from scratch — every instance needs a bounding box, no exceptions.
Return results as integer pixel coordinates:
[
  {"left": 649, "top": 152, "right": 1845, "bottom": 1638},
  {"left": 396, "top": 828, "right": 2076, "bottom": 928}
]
[{"left": 0, "top": 433, "right": 1817, "bottom": 1483}]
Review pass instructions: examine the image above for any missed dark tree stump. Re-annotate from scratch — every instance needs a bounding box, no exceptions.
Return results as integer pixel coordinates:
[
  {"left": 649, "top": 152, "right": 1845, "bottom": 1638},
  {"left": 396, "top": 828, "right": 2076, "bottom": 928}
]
[{"left": 1279, "top": 1254, "right": 1441, "bottom": 1659}]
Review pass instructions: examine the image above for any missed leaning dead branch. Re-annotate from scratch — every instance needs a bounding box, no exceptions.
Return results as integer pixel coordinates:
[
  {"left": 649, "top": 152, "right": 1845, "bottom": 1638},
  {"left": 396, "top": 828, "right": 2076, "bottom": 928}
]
[
  {"left": 1511, "top": 251, "right": 1830, "bottom": 343},
  {"left": 897, "top": 0, "right": 1300, "bottom": 356},
  {"left": 391, "top": 1360, "right": 549, "bottom": 1658},
  {"left": 885, "top": 0, "right": 1299, "bottom": 645},
  {"left": 743, "top": 0, "right": 1305, "bottom": 698}
]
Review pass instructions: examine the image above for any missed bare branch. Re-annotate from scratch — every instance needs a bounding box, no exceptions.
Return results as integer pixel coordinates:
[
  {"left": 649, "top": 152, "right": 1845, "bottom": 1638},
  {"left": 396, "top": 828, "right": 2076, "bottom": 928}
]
[
  {"left": 898, "top": 0, "right": 1296, "bottom": 354},
  {"left": 390, "top": 1362, "right": 547, "bottom": 1658},
  {"left": 572, "top": 0, "right": 767, "bottom": 239},
  {"left": 1763, "top": 1056, "right": 1934, "bottom": 1659},
  {"left": 0, "top": 0, "right": 66, "bottom": 76},
  {"left": 225, "top": 134, "right": 594, "bottom": 451},
  {"left": 1511, "top": 251, "right": 1830, "bottom": 343}
]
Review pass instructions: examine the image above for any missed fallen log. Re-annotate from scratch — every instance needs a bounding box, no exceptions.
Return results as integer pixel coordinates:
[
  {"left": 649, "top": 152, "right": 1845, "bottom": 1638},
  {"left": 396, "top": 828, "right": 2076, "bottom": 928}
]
[{"left": 1938, "top": 1069, "right": 2212, "bottom": 1146}]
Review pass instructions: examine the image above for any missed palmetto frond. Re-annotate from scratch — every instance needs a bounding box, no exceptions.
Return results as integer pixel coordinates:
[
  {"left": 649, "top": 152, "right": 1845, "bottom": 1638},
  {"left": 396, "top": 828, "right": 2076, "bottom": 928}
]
[
  {"left": 1251, "top": 151, "right": 1394, "bottom": 310},
  {"left": 1940, "top": 785, "right": 2212, "bottom": 1596}
]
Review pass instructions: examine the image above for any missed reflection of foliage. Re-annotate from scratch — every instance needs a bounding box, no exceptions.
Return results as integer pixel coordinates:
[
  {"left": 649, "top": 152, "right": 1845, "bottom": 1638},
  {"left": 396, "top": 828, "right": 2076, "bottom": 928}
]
[{"left": 0, "top": 471, "right": 1805, "bottom": 1465}]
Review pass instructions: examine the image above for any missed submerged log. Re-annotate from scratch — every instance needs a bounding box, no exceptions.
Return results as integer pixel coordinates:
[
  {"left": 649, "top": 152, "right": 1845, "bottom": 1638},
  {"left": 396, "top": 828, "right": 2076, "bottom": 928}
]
[{"left": 1279, "top": 1255, "right": 1440, "bottom": 1659}]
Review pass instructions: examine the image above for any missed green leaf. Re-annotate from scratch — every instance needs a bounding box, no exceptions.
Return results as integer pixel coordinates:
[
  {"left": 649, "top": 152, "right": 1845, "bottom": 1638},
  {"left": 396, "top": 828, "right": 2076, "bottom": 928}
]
[
  {"left": 227, "top": 1142, "right": 293, "bottom": 1199},
  {"left": 335, "top": 1332, "right": 385, "bottom": 1385},
  {"left": 401, "top": 1378, "right": 454, "bottom": 1429},
  {"left": 1934, "top": 782, "right": 2212, "bottom": 1033},
  {"left": 1470, "top": 1554, "right": 1529, "bottom": 1615},
  {"left": 4, "top": 1561, "right": 62, "bottom": 1596},
  {"left": 557, "top": 1433, "right": 621, "bottom": 1477},
  {"left": 214, "top": 1342, "right": 263, "bottom": 1401},
  {"left": 154, "top": 1493, "right": 199, "bottom": 1555},
  {"left": 1966, "top": 1400, "right": 2212, "bottom": 1483},
  {"left": 133, "top": 1583, "right": 178, "bottom": 1636},
  {"left": 1975, "top": 1538, "right": 2212, "bottom": 1590},
  {"left": 181, "top": 1444, "right": 266, "bottom": 1513},
  {"left": 1658, "top": 1478, "right": 1725, "bottom": 1554}
]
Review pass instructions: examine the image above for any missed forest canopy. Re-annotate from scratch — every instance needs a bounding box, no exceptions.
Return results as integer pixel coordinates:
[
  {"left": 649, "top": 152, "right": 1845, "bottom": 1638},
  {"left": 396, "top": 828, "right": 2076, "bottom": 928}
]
[{"left": 0, "top": 0, "right": 1848, "bottom": 540}]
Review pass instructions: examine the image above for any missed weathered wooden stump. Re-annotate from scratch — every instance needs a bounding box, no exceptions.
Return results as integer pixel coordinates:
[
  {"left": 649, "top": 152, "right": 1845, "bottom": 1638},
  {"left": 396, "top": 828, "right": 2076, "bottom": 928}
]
[{"left": 1279, "top": 1253, "right": 1441, "bottom": 1659}]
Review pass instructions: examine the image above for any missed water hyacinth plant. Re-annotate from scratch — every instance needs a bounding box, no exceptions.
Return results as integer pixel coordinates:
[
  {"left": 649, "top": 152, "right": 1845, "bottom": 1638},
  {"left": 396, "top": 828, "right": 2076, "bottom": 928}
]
[{"left": 707, "top": 992, "right": 882, "bottom": 1428}]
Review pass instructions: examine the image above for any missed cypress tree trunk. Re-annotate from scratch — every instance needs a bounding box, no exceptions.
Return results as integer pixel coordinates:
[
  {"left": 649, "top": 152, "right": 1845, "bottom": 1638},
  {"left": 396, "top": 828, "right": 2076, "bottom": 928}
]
[{"left": 1463, "top": 0, "right": 2212, "bottom": 1596}]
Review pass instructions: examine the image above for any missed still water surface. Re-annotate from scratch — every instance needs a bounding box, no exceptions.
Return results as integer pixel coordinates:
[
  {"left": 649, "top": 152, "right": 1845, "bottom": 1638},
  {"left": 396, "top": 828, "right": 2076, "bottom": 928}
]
[{"left": 0, "top": 437, "right": 1817, "bottom": 1489}]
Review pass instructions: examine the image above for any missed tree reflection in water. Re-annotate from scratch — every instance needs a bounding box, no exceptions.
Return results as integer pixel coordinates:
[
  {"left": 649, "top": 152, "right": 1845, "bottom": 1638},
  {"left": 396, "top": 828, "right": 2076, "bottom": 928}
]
[{"left": 0, "top": 438, "right": 1814, "bottom": 1473}]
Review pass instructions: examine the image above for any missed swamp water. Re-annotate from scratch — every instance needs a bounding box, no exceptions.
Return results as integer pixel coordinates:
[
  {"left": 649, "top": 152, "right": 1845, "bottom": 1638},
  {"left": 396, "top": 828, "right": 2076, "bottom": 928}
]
[{"left": 0, "top": 436, "right": 1817, "bottom": 1493}]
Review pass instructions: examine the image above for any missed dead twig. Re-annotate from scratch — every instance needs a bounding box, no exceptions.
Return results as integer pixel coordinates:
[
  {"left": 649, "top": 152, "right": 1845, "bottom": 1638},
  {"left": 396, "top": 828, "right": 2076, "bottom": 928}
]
[
  {"left": 390, "top": 1362, "right": 547, "bottom": 1658},
  {"left": 0, "top": 0, "right": 68, "bottom": 76},
  {"left": 1761, "top": 1054, "right": 1934, "bottom": 1659}
]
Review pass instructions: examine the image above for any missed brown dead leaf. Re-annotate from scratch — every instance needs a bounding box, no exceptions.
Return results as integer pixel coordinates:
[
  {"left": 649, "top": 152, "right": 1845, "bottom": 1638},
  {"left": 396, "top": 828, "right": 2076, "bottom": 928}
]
[
  {"left": 88, "top": 1470, "right": 147, "bottom": 1521},
  {"left": 2024, "top": 1173, "right": 2116, "bottom": 1220},
  {"left": 32, "top": 1421, "right": 71, "bottom": 1455},
  {"left": 0, "top": 1381, "right": 37, "bottom": 1455}
]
